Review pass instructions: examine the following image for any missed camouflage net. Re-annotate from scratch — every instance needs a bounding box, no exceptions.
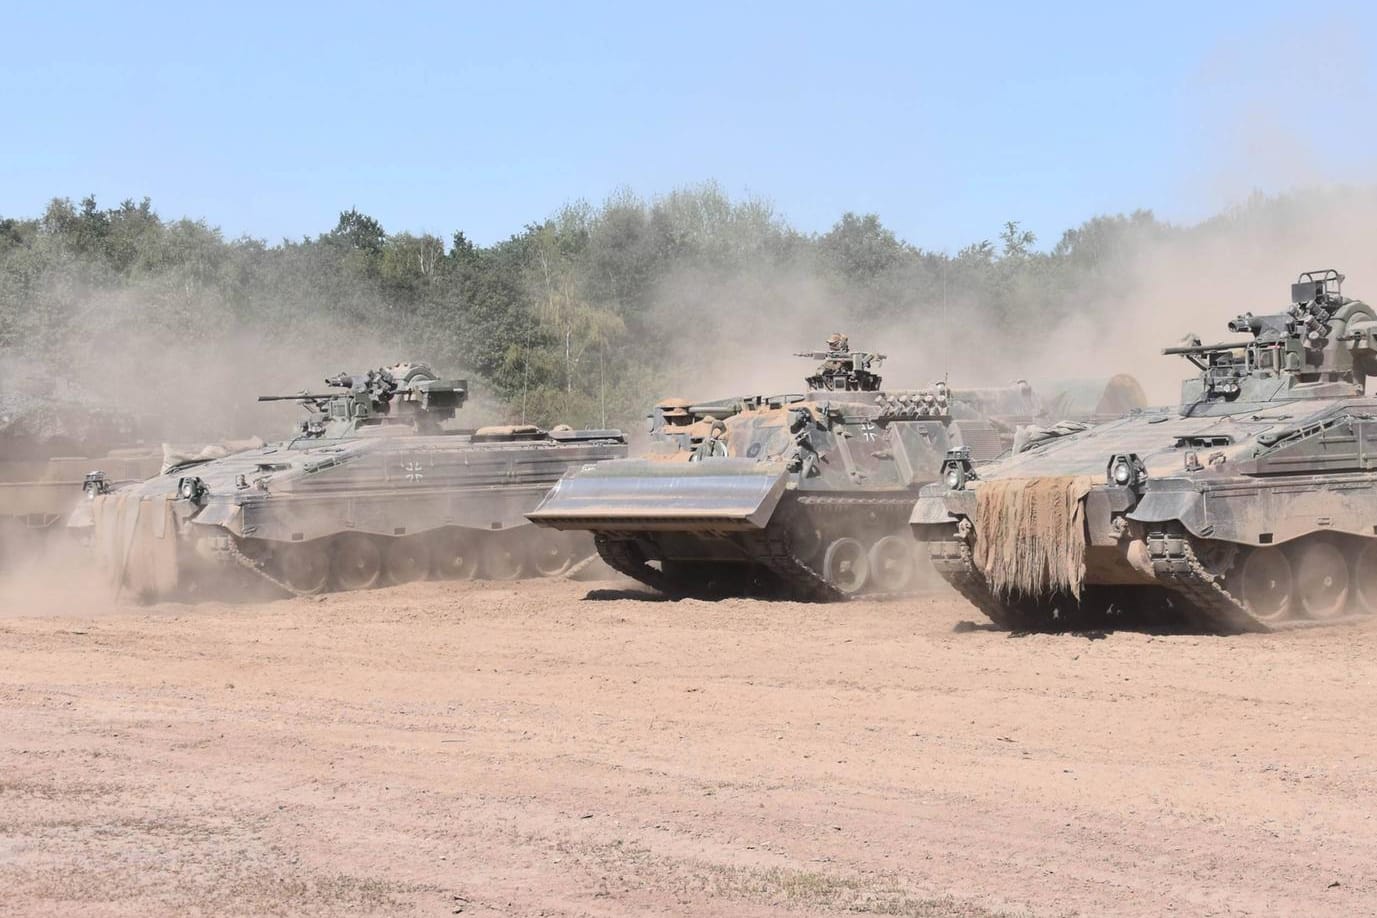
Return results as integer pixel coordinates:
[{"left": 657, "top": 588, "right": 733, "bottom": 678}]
[
  {"left": 91, "top": 492, "right": 179, "bottom": 599},
  {"left": 160, "top": 436, "right": 264, "bottom": 474},
  {"left": 1011, "top": 420, "right": 1090, "bottom": 455},
  {"left": 972, "top": 476, "right": 1095, "bottom": 596}
]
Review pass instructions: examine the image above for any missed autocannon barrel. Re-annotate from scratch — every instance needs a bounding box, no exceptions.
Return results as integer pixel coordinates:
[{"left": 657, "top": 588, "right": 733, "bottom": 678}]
[{"left": 1161, "top": 342, "right": 1249, "bottom": 356}]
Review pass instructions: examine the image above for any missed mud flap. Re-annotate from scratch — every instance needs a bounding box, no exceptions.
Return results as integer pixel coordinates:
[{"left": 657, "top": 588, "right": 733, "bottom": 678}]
[
  {"left": 527, "top": 459, "right": 790, "bottom": 532},
  {"left": 1129, "top": 480, "right": 1209, "bottom": 536}
]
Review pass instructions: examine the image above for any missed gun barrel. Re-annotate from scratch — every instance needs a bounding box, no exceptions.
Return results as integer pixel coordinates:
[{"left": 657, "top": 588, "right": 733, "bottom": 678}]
[
  {"left": 257, "top": 393, "right": 332, "bottom": 402},
  {"left": 1161, "top": 341, "right": 1251, "bottom": 356}
]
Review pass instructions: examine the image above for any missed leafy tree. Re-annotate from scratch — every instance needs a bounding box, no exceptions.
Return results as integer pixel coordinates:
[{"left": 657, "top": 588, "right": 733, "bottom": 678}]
[{"left": 0, "top": 186, "right": 1287, "bottom": 434}]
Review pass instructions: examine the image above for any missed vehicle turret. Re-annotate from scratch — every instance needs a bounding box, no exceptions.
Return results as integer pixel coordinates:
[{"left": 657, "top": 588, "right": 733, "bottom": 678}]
[
  {"left": 1167, "top": 269, "right": 1377, "bottom": 414},
  {"left": 258, "top": 362, "right": 467, "bottom": 437},
  {"left": 796, "top": 332, "right": 886, "bottom": 391}
]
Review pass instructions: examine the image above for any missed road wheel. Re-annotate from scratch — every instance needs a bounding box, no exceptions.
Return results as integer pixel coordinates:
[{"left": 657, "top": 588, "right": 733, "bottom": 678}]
[
  {"left": 384, "top": 535, "right": 431, "bottom": 585},
  {"left": 481, "top": 531, "right": 526, "bottom": 580},
  {"left": 527, "top": 529, "right": 575, "bottom": 577},
  {"left": 432, "top": 529, "right": 479, "bottom": 580},
  {"left": 1292, "top": 539, "right": 1350, "bottom": 620},
  {"left": 1352, "top": 540, "right": 1377, "bottom": 615},
  {"left": 868, "top": 535, "right": 914, "bottom": 593},
  {"left": 276, "top": 541, "right": 330, "bottom": 594},
  {"left": 1231, "top": 546, "right": 1293, "bottom": 623},
  {"left": 333, "top": 533, "right": 383, "bottom": 591},
  {"left": 822, "top": 537, "right": 869, "bottom": 595}
]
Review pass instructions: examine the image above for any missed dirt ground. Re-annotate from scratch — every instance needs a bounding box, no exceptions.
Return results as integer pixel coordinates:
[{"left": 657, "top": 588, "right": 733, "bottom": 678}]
[{"left": 2, "top": 574, "right": 1375, "bottom": 917}]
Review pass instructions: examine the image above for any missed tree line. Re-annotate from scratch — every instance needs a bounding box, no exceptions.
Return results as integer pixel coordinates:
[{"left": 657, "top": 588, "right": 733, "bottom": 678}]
[{"left": 0, "top": 184, "right": 1307, "bottom": 434}]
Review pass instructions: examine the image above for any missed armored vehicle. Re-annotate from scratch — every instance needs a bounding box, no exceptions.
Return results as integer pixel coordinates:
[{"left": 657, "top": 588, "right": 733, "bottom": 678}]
[
  {"left": 80, "top": 363, "right": 627, "bottom": 599},
  {"left": 912, "top": 269, "right": 1377, "bottom": 632},
  {"left": 530, "top": 337, "right": 1140, "bottom": 600},
  {"left": 0, "top": 393, "right": 162, "bottom": 559}
]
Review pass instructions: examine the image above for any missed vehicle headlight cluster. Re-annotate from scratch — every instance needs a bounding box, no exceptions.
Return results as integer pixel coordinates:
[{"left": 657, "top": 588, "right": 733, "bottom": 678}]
[
  {"left": 941, "top": 447, "right": 976, "bottom": 490},
  {"left": 944, "top": 464, "right": 966, "bottom": 490},
  {"left": 1106, "top": 453, "right": 1146, "bottom": 488},
  {"left": 177, "top": 476, "right": 207, "bottom": 503}
]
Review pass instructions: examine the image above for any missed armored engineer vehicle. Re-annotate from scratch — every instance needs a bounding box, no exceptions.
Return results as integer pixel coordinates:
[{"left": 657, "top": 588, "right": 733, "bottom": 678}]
[
  {"left": 529, "top": 335, "right": 1143, "bottom": 600},
  {"left": 912, "top": 269, "right": 1377, "bottom": 632},
  {"left": 77, "top": 363, "right": 627, "bottom": 599}
]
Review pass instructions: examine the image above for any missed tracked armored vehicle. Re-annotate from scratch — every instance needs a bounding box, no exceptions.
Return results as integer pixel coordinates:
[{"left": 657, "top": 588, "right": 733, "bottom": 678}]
[
  {"left": 530, "top": 337, "right": 1139, "bottom": 600},
  {"left": 81, "top": 363, "right": 627, "bottom": 599},
  {"left": 913, "top": 269, "right": 1377, "bottom": 633}
]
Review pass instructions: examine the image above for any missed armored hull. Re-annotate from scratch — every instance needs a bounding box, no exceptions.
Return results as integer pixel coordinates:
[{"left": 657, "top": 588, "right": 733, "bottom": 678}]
[
  {"left": 80, "top": 364, "right": 627, "bottom": 598},
  {"left": 912, "top": 269, "right": 1377, "bottom": 632},
  {"left": 532, "top": 342, "right": 1142, "bottom": 600}
]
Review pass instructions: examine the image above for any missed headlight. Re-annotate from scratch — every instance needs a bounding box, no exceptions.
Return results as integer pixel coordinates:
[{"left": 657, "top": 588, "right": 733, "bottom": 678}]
[
  {"left": 1106, "top": 453, "right": 1145, "bottom": 488},
  {"left": 941, "top": 446, "right": 975, "bottom": 491},
  {"left": 82, "top": 471, "right": 110, "bottom": 498},
  {"left": 177, "top": 476, "right": 206, "bottom": 502},
  {"left": 944, "top": 465, "right": 965, "bottom": 490}
]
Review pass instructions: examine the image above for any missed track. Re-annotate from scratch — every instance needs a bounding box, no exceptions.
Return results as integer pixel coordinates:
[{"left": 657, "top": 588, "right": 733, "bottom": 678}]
[{"left": 927, "top": 525, "right": 1377, "bottom": 634}]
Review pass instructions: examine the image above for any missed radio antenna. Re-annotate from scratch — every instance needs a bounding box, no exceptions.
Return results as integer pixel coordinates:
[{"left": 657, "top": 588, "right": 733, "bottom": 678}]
[{"left": 942, "top": 258, "right": 950, "bottom": 385}]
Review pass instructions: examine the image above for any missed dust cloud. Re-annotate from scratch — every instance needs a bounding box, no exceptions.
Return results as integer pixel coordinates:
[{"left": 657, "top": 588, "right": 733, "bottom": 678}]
[
  {"left": 642, "top": 186, "right": 1377, "bottom": 411},
  {"left": 1037, "top": 189, "right": 1377, "bottom": 404},
  {"left": 644, "top": 12, "right": 1377, "bottom": 408}
]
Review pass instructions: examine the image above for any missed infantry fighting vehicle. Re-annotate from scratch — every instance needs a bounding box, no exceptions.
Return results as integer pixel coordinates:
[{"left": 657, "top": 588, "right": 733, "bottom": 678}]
[
  {"left": 80, "top": 363, "right": 627, "bottom": 599},
  {"left": 912, "top": 269, "right": 1377, "bottom": 632},
  {"left": 530, "top": 337, "right": 1141, "bottom": 600}
]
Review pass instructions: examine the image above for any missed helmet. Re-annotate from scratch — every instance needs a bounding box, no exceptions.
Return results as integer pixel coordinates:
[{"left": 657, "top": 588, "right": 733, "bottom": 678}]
[
  {"left": 826, "top": 332, "right": 849, "bottom": 351},
  {"left": 656, "top": 397, "right": 692, "bottom": 418}
]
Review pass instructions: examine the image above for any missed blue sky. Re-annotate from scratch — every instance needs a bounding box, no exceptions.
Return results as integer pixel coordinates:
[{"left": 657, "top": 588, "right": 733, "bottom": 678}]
[{"left": 3, "top": 1, "right": 1375, "bottom": 250}]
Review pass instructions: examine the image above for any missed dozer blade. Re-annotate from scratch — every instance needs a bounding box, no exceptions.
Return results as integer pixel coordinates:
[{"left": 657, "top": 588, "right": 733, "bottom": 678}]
[{"left": 527, "top": 458, "right": 790, "bottom": 532}]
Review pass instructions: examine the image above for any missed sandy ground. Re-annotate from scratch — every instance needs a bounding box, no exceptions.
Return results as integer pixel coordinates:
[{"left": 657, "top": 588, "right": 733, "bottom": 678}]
[{"left": 2, "top": 575, "right": 1376, "bottom": 917}]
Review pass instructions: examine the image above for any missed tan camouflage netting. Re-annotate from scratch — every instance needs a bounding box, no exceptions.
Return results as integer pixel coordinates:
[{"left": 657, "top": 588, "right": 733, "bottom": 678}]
[
  {"left": 92, "top": 492, "right": 179, "bottom": 599},
  {"left": 972, "top": 476, "right": 1095, "bottom": 596}
]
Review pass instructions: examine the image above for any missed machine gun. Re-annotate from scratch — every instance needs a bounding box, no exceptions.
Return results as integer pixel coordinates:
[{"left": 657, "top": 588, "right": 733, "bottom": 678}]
[
  {"left": 796, "top": 333, "right": 886, "bottom": 391},
  {"left": 258, "top": 363, "right": 467, "bottom": 437}
]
